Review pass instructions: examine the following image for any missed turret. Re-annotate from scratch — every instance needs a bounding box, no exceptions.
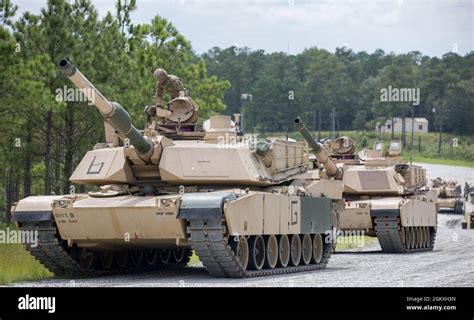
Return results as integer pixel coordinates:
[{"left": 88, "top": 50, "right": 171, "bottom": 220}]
[
  {"left": 58, "top": 58, "right": 153, "bottom": 160},
  {"left": 294, "top": 117, "right": 341, "bottom": 179}
]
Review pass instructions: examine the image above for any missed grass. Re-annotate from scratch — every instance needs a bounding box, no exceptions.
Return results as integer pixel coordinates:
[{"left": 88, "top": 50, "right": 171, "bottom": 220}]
[
  {"left": 0, "top": 223, "right": 53, "bottom": 285},
  {"left": 0, "top": 243, "right": 53, "bottom": 285},
  {"left": 189, "top": 251, "right": 201, "bottom": 266},
  {"left": 335, "top": 235, "right": 378, "bottom": 251}
]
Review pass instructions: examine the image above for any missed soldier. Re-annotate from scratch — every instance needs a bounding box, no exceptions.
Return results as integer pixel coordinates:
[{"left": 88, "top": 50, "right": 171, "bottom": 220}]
[
  {"left": 465, "top": 182, "right": 470, "bottom": 201},
  {"left": 144, "top": 68, "right": 186, "bottom": 120},
  {"left": 154, "top": 68, "right": 186, "bottom": 105},
  {"left": 455, "top": 184, "right": 462, "bottom": 198}
]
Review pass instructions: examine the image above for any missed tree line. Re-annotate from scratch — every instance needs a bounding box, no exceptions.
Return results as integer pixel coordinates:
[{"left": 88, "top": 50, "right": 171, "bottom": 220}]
[{"left": 202, "top": 46, "right": 474, "bottom": 144}]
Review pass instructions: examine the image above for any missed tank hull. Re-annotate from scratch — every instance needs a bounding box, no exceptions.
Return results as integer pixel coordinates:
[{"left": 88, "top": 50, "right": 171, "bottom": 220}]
[
  {"left": 339, "top": 196, "right": 437, "bottom": 253},
  {"left": 435, "top": 198, "right": 464, "bottom": 214},
  {"left": 12, "top": 189, "right": 338, "bottom": 277}
]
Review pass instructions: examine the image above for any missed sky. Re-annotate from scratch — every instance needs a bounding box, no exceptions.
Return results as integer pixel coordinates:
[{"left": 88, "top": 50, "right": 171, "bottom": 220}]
[{"left": 13, "top": 0, "right": 474, "bottom": 57}]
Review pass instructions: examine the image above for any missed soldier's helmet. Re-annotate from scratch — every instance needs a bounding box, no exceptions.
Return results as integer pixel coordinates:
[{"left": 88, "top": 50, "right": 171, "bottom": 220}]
[{"left": 153, "top": 68, "right": 169, "bottom": 83}]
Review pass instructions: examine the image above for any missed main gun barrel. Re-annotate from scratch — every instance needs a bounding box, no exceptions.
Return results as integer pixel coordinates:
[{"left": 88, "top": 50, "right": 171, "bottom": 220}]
[
  {"left": 294, "top": 117, "right": 339, "bottom": 178},
  {"left": 59, "top": 58, "right": 153, "bottom": 159},
  {"left": 59, "top": 58, "right": 114, "bottom": 115}
]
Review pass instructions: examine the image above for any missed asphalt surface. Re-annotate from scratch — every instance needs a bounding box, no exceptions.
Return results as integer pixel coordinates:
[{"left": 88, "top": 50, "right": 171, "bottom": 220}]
[
  {"left": 11, "top": 163, "right": 474, "bottom": 287},
  {"left": 416, "top": 162, "right": 474, "bottom": 186}
]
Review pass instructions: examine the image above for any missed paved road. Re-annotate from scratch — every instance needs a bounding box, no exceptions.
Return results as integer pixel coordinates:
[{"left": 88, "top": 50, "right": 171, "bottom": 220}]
[
  {"left": 11, "top": 163, "right": 474, "bottom": 287},
  {"left": 415, "top": 162, "right": 474, "bottom": 185}
]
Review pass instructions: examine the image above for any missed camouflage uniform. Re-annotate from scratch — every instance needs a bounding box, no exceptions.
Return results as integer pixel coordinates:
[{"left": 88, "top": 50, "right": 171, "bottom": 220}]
[
  {"left": 155, "top": 74, "right": 186, "bottom": 103},
  {"left": 145, "top": 68, "right": 187, "bottom": 122}
]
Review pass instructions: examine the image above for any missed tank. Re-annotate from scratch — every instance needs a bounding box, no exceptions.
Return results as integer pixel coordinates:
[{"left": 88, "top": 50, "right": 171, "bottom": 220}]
[
  {"left": 430, "top": 178, "right": 465, "bottom": 214},
  {"left": 10, "top": 59, "right": 344, "bottom": 278},
  {"left": 295, "top": 128, "right": 438, "bottom": 253}
]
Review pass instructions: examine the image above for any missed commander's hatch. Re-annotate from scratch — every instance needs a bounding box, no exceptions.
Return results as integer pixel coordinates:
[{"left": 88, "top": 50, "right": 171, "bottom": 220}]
[{"left": 155, "top": 97, "right": 205, "bottom": 140}]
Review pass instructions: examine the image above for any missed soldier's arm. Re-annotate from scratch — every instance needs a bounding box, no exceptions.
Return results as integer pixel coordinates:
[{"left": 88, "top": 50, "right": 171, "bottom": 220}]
[{"left": 155, "top": 82, "right": 165, "bottom": 106}]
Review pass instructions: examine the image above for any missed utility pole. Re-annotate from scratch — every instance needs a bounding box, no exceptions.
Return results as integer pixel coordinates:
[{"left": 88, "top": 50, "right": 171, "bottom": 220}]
[{"left": 240, "top": 93, "right": 252, "bottom": 133}]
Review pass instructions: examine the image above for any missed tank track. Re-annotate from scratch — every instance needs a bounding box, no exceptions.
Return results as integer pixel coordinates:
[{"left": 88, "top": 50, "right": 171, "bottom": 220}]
[
  {"left": 374, "top": 217, "right": 436, "bottom": 253},
  {"left": 20, "top": 221, "right": 191, "bottom": 277},
  {"left": 454, "top": 199, "right": 464, "bottom": 214},
  {"left": 188, "top": 219, "right": 333, "bottom": 278}
]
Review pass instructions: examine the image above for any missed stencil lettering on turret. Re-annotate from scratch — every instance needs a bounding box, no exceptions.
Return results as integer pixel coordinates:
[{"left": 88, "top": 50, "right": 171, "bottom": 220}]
[{"left": 87, "top": 156, "right": 105, "bottom": 174}]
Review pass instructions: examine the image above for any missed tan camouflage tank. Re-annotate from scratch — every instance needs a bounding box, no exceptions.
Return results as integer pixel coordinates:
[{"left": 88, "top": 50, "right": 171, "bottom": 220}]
[
  {"left": 430, "top": 178, "right": 465, "bottom": 214},
  {"left": 311, "top": 137, "right": 438, "bottom": 253},
  {"left": 11, "top": 59, "right": 344, "bottom": 278}
]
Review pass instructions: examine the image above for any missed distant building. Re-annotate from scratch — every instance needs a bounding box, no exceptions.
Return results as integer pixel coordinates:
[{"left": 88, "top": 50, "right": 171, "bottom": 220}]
[{"left": 377, "top": 117, "right": 429, "bottom": 134}]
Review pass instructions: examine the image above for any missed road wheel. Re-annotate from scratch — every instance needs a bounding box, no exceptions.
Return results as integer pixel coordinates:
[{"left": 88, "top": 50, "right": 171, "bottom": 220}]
[
  {"left": 413, "top": 227, "right": 418, "bottom": 249},
  {"left": 278, "top": 235, "right": 290, "bottom": 267},
  {"left": 409, "top": 227, "right": 416, "bottom": 249},
  {"left": 116, "top": 252, "right": 129, "bottom": 268},
  {"left": 419, "top": 227, "right": 425, "bottom": 248},
  {"left": 172, "top": 249, "right": 187, "bottom": 264},
  {"left": 399, "top": 227, "right": 406, "bottom": 247},
  {"left": 144, "top": 250, "right": 158, "bottom": 265},
  {"left": 418, "top": 227, "right": 424, "bottom": 248},
  {"left": 405, "top": 227, "right": 412, "bottom": 249},
  {"left": 264, "top": 235, "right": 278, "bottom": 269},
  {"left": 301, "top": 234, "right": 312, "bottom": 265},
  {"left": 232, "top": 237, "right": 249, "bottom": 270},
  {"left": 100, "top": 252, "right": 114, "bottom": 269},
  {"left": 416, "top": 227, "right": 422, "bottom": 249},
  {"left": 419, "top": 227, "right": 424, "bottom": 248},
  {"left": 312, "top": 234, "right": 323, "bottom": 264},
  {"left": 289, "top": 234, "right": 302, "bottom": 266},
  {"left": 79, "top": 248, "right": 96, "bottom": 270},
  {"left": 159, "top": 249, "right": 171, "bottom": 264},
  {"left": 131, "top": 251, "right": 144, "bottom": 267},
  {"left": 248, "top": 236, "right": 265, "bottom": 270},
  {"left": 424, "top": 227, "right": 431, "bottom": 247}
]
